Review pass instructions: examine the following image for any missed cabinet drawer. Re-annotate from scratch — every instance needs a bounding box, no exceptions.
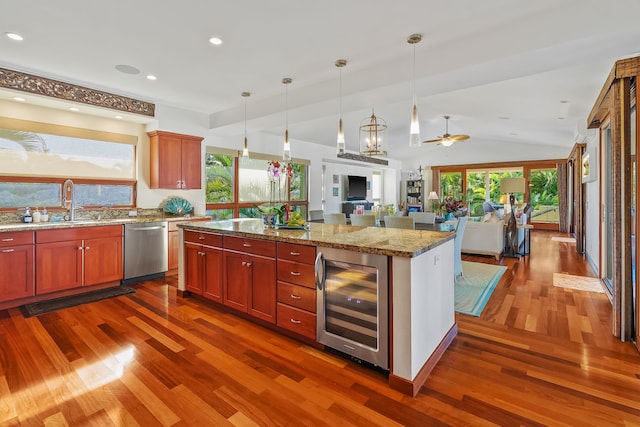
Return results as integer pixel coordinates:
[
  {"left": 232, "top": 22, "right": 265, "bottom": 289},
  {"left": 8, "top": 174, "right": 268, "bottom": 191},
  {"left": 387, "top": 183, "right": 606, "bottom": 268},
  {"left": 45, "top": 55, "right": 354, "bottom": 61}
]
[
  {"left": 36, "top": 225, "right": 122, "bottom": 243},
  {"left": 277, "top": 281, "right": 316, "bottom": 312},
  {"left": 0, "top": 231, "right": 34, "bottom": 247},
  {"left": 277, "top": 242, "right": 315, "bottom": 264},
  {"left": 277, "top": 259, "right": 315, "bottom": 288},
  {"left": 224, "top": 235, "right": 275, "bottom": 258},
  {"left": 184, "top": 230, "right": 222, "bottom": 247},
  {"left": 277, "top": 303, "right": 316, "bottom": 340}
]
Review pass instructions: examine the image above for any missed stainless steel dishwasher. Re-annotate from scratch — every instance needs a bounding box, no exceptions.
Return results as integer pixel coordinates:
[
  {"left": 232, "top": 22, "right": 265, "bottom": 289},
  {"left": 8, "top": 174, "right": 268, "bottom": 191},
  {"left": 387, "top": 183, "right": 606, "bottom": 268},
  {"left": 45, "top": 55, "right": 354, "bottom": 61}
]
[{"left": 123, "top": 221, "right": 168, "bottom": 283}]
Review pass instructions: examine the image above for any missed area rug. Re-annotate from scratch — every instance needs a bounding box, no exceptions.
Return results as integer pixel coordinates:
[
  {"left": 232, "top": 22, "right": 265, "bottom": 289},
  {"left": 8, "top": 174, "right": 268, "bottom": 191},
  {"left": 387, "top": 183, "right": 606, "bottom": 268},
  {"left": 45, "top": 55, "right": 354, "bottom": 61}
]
[
  {"left": 20, "top": 286, "right": 136, "bottom": 317},
  {"left": 553, "top": 273, "right": 604, "bottom": 293},
  {"left": 455, "top": 261, "right": 507, "bottom": 316},
  {"left": 552, "top": 236, "right": 576, "bottom": 243}
]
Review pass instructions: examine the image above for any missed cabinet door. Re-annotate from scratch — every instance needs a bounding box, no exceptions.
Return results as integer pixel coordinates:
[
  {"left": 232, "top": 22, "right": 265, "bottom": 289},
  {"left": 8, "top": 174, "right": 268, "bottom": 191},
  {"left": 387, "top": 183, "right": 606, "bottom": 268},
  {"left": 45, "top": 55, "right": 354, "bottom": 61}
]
[
  {"left": 248, "top": 255, "right": 276, "bottom": 324},
  {"left": 36, "top": 240, "right": 83, "bottom": 294},
  {"left": 184, "top": 242, "right": 203, "bottom": 295},
  {"left": 223, "top": 251, "right": 249, "bottom": 312},
  {"left": 0, "top": 245, "right": 34, "bottom": 302},
  {"left": 84, "top": 236, "right": 123, "bottom": 286},
  {"left": 155, "top": 135, "right": 183, "bottom": 189},
  {"left": 168, "top": 230, "right": 179, "bottom": 271},
  {"left": 202, "top": 246, "right": 223, "bottom": 303},
  {"left": 180, "top": 138, "right": 202, "bottom": 189}
]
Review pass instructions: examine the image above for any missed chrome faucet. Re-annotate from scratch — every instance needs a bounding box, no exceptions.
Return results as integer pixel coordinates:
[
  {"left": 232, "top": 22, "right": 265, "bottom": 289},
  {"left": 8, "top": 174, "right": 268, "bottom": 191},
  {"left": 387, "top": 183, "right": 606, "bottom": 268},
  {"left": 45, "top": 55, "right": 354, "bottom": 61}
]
[{"left": 62, "top": 179, "right": 77, "bottom": 221}]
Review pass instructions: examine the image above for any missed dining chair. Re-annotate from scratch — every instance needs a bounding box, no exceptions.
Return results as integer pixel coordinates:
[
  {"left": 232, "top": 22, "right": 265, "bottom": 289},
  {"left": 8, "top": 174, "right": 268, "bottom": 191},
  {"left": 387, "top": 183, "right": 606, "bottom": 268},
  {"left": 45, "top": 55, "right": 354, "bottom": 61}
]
[
  {"left": 383, "top": 215, "right": 415, "bottom": 229},
  {"left": 408, "top": 211, "right": 436, "bottom": 224},
  {"left": 323, "top": 213, "right": 347, "bottom": 224},
  {"left": 350, "top": 214, "right": 376, "bottom": 226},
  {"left": 453, "top": 216, "right": 469, "bottom": 279}
]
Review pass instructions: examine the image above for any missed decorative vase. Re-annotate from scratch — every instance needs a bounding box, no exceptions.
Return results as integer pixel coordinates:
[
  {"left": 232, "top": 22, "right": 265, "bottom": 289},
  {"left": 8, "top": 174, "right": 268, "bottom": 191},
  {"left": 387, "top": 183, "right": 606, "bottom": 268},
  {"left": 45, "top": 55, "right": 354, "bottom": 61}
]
[{"left": 261, "top": 213, "right": 277, "bottom": 228}]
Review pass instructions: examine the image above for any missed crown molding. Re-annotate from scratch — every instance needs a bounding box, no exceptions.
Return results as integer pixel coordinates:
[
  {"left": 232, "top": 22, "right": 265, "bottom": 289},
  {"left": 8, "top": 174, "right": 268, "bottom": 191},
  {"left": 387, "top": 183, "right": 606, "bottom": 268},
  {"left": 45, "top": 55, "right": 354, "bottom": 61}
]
[{"left": 0, "top": 67, "right": 155, "bottom": 117}]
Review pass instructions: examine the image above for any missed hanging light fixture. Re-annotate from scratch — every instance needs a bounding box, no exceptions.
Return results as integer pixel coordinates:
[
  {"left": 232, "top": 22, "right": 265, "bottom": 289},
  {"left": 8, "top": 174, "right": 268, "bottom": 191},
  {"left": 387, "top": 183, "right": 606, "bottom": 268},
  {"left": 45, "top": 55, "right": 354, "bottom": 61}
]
[
  {"left": 282, "top": 77, "right": 292, "bottom": 161},
  {"left": 407, "top": 33, "right": 422, "bottom": 148},
  {"left": 241, "top": 91, "right": 250, "bottom": 157},
  {"left": 359, "top": 109, "right": 387, "bottom": 157},
  {"left": 335, "top": 59, "right": 347, "bottom": 155}
]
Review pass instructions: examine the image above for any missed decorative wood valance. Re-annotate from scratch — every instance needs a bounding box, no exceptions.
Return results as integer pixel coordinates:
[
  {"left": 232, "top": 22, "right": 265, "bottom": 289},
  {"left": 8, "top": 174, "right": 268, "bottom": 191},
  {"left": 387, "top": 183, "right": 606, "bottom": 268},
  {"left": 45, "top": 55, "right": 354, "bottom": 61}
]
[{"left": 0, "top": 67, "right": 155, "bottom": 117}]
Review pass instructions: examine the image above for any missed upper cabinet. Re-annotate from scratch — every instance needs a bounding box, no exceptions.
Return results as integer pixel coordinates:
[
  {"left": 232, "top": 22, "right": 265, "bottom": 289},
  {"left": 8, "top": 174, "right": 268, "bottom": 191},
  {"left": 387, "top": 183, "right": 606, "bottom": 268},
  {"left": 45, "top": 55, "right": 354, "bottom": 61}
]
[{"left": 147, "top": 130, "right": 204, "bottom": 189}]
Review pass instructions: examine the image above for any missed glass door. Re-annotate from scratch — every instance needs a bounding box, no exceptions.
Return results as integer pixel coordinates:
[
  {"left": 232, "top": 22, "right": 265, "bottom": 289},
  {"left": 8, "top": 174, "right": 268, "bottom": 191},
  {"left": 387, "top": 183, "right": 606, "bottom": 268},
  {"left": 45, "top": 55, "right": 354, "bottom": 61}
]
[
  {"left": 603, "top": 123, "right": 614, "bottom": 294},
  {"left": 529, "top": 168, "right": 559, "bottom": 229}
]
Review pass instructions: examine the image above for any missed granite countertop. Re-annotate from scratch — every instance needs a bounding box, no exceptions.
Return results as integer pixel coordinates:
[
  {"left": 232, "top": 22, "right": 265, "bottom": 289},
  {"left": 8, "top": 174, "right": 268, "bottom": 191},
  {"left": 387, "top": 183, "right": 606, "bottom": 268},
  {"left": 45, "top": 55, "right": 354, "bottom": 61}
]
[
  {"left": 0, "top": 216, "right": 209, "bottom": 232},
  {"left": 179, "top": 218, "right": 454, "bottom": 258}
]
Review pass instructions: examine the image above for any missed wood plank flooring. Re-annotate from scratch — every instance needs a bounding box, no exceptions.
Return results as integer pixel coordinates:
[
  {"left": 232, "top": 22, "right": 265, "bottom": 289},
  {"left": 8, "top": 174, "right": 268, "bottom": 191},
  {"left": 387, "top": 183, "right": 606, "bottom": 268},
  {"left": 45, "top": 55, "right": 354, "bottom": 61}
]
[{"left": 1, "top": 230, "right": 639, "bottom": 426}]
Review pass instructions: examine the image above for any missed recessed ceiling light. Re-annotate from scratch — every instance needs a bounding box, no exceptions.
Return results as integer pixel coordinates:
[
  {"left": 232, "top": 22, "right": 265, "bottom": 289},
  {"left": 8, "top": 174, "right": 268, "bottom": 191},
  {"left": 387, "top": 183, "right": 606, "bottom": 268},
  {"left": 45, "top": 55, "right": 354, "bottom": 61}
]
[
  {"left": 69, "top": 107, "right": 79, "bottom": 112},
  {"left": 146, "top": 74, "right": 157, "bottom": 81},
  {"left": 115, "top": 64, "right": 140, "bottom": 75},
  {"left": 114, "top": 115, "right": 123, "bottom": 120},
  {"left": 5, "top": 32, "right": 23, "bottom": 41},
  {"left": 209, "top": 36, "right": 223, "bottom": 46},
  {"left": 13, "top": 97, "right": 26, "bottom": 102}
]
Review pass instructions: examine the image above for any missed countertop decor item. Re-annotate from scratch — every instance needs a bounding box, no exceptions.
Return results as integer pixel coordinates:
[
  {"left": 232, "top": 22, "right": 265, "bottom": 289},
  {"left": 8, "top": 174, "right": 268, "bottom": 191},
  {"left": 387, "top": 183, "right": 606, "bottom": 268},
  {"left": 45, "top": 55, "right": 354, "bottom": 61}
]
[{"left": 163, "top": 197, "right": 193, "bottom": 216}]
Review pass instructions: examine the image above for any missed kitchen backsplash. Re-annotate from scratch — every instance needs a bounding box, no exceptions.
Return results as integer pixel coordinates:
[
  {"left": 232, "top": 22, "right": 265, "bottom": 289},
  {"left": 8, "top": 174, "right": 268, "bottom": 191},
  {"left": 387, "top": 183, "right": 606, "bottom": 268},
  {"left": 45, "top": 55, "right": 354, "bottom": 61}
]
[{"left": 0, "top": 208, "right": 186, "bottom": 225}]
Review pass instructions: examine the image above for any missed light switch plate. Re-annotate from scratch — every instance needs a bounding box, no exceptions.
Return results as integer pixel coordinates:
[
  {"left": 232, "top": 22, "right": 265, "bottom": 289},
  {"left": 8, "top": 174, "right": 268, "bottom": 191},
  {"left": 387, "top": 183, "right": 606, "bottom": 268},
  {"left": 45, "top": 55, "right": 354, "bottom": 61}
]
[{"left": 128, "top": 210, "right": 138, "bottom": 217}]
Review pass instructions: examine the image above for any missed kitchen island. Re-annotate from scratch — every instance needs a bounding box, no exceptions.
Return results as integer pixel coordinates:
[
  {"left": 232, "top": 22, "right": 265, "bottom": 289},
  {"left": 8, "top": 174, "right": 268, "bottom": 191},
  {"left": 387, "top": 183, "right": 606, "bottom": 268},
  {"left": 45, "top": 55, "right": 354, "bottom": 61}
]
[{"left": 178, "top": 218, "right": 456, "bottom": 396}]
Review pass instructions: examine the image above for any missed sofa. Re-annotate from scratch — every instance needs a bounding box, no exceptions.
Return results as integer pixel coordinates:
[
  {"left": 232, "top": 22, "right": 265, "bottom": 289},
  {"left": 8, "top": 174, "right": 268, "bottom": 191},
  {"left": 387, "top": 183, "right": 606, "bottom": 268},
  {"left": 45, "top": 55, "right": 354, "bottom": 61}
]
[{"left": 448, "top": 218, "right": 505, "bottom": 260}]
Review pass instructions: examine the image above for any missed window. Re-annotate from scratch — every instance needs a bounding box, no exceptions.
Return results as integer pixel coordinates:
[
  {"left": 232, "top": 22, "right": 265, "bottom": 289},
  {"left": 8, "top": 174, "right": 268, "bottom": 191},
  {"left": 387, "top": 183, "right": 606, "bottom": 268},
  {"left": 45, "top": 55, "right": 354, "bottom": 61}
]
[
  {"left": 0, "top": 120, "right": 137, "bottom": 210},
  {"left": 440, "top": 172, "right": 463, "bottom": 200},
  {"left": 205, "top": 149, "right": 309, "bottom": 219},
  {"left": 529, "top": 168, "right": 559, "bottom": 224}
]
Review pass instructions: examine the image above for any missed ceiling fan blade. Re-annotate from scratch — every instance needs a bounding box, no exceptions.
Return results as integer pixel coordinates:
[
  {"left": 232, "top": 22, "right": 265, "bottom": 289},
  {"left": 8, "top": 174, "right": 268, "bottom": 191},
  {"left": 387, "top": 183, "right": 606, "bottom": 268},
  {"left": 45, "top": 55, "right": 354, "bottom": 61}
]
[
  {"left": 450, "top": 134, "right": 470, "bottom": 141},
  {"left": 422, "top": 138, "right": 443, "bottom": 143}
]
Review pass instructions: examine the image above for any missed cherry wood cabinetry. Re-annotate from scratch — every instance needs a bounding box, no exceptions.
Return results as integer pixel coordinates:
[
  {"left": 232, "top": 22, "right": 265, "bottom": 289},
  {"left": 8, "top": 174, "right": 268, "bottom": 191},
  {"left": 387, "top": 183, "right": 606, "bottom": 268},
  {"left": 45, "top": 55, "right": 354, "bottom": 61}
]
[
  {"left": 0, "top": 231, "right": 35, "bottom": 303},
  {"left": 148, "top": 130, "right": 204, "bottom": 190},
  {"left": 276, "top": 242, "right": 317, "bottom": 339},
  {"left": 36, "top": 225, "right": 123, "bottom": 295},
  {"left": 223, "top": 235, "right": 276, "bottom": 324},
  {"left": 168, "top": 220, "right": 205, "bottom": 275},
  {"left": 183, "top": 230, "right": 223, "bottom": 302}
]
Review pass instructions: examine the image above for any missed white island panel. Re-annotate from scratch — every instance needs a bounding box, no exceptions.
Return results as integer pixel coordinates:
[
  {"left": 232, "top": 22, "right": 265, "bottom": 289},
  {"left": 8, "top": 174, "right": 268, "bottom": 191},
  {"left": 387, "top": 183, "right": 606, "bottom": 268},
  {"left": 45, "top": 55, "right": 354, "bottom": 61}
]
[{"left": 392, "top": 239, "right": 455, "bottom": 380}]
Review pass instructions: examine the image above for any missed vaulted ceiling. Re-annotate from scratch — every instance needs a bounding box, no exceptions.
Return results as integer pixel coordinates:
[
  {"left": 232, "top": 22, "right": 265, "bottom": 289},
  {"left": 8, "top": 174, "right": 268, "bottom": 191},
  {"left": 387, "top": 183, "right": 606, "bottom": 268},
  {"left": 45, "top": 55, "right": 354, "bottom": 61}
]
[{"left": 2, "top": 0, "right": 639, "bottom": 167}]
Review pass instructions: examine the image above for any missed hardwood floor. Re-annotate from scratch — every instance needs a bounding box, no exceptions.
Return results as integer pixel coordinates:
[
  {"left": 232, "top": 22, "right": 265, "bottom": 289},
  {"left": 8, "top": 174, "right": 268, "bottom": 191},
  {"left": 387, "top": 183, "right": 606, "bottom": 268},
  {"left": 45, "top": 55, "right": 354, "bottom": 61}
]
[{"left": 1, "top": 230, "right": 639, "bottom": 426}]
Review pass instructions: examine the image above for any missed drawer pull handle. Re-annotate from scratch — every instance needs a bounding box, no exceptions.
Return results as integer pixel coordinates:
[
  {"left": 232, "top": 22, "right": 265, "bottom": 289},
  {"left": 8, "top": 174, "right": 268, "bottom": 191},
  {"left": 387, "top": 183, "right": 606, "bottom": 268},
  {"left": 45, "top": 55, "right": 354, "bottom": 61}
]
[
  {"left": 243, "top": 243, "right": 252, "bottom": 247},
  {"left": 199, "top": 236, "right": 206, "bottom": 240},
  {"left": 290, "top": 271, "right": 301, "bottom": 276},
  {"left": 290, "top": 319, "right": 301, "bottom": 324},
  {"left": 85, "top": 246, "right": 90, "bottom": 250},
  {"left": 290, "top": 251, "right": 300, "bottom": 256},
  {"left": 290, "top": 294, "right": 301, "bottom": 300},
  {"left": 1, "top": 249, "right": 14, "bottom": 253},
  {"left": 1, "top": 238, "right": 14, "bottom": 242}
]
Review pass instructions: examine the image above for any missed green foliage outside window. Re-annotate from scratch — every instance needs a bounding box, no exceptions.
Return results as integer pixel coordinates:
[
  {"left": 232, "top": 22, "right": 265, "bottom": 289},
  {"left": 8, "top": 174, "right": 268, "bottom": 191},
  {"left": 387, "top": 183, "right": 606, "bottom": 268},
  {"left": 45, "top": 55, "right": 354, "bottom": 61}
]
[{"left": 205, "top": 154, "right": 234, "bottom": 203}]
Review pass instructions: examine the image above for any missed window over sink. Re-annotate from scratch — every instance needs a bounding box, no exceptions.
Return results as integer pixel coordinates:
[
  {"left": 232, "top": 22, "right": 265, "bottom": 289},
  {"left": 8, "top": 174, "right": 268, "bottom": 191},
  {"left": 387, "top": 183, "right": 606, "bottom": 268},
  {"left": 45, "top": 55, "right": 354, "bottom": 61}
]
[{"left": 0, "top": 118, "right": 137, "bottom": 210}]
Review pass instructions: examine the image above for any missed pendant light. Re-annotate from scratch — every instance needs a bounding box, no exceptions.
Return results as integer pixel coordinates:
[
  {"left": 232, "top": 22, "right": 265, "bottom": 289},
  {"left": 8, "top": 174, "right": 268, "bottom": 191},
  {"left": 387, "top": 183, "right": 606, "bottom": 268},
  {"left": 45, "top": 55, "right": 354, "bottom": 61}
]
[
  {"left": 282, "top": 77, "right": 292, "bottom": 161},
  {"left": 407, "top": 33, "right": 422, "bottom": 148},
  {"left": 335, "top": 59, "right": 347, "bottom": 155},
  {"left": 241, "top": 91, "right": 250, "bottom": 157}
]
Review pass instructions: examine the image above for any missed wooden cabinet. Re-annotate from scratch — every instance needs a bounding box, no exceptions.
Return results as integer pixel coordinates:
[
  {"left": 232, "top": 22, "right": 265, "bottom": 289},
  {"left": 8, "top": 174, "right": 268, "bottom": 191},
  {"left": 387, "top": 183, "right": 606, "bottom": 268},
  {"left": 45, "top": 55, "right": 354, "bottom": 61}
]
[
  {"left": 223, "top": 235, "right": 276, "bottom": 324},
  {"left": 0, "top": 231, "right": 35, "bottom": 303},
  {"left": 276, "top": 242, "right": 317, "bottom": 339},
  {"left": 36, "top": 225, "right": 123, "bottom": 295},
  {"left": 168, "top": 220, "right": 205, "bottom": 275},
  {"left": 148, "top": 130, "right": 204, "bottom": 190},
  {"left": 184, "top": 230, "right": 223, "bottom": 302}
]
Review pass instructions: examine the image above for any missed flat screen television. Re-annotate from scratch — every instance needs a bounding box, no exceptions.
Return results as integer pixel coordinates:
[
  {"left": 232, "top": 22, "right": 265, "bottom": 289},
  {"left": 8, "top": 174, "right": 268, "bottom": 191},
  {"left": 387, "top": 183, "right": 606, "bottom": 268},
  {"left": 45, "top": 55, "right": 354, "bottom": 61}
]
[{"left": 346, "top": 175, "right": 367, "bottom": 201}]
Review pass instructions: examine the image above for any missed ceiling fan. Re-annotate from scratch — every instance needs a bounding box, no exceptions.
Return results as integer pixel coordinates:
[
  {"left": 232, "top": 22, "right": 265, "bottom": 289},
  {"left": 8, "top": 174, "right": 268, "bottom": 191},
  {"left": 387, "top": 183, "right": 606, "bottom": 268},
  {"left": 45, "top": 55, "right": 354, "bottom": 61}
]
[{"left": 422, "top": 115, "right": 470, "bottom": 146}]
